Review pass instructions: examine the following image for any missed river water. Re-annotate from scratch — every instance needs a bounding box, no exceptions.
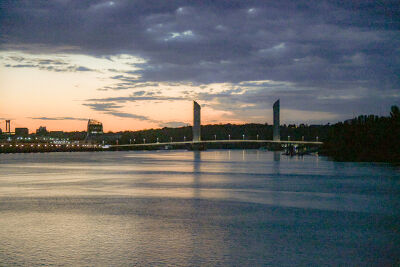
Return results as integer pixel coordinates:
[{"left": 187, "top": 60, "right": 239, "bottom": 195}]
[{"left": 0, "top": 150, "right": 399, "bottom": 266}]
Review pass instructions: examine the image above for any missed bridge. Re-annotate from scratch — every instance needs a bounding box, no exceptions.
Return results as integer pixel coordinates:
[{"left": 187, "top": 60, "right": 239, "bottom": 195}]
[
  {"left": 110, "top": 100, "right": 323, "bottom": 150},
  {"left": 109, "top": 139, "right": 322, "bottom": 149}
]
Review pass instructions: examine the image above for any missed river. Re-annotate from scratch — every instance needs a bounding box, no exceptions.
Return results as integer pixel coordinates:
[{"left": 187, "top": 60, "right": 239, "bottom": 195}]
[{"left": 0, "top": 150, "right": 399, "bottom": 266}]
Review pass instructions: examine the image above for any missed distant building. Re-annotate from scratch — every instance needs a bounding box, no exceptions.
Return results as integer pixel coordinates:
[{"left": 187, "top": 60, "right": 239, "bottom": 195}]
[
  {"left": 273, "top": 100, "right": 280, "bottom": 141},
  {"left": 15, "top": 128, "right": 29, "bottom": 136},
  {"left": 36, "top": 126, "right": 48, "bottom": 135},
  {"left": 193, "top": 101, "right": 201, "bottom": 141},
  {"left": 87, "top": 119, "right": 103, "bottom": 135}
]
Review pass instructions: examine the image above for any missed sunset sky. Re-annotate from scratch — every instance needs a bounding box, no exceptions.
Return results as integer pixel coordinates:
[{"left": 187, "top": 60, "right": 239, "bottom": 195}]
[{"left": 0, "top": 0, "right": 399, "bottom": 132}]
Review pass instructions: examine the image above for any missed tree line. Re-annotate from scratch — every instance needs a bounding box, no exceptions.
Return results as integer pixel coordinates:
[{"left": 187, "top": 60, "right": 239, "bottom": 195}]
[{"left": 321, "top": 106, "right": 400, "bottom": 163}]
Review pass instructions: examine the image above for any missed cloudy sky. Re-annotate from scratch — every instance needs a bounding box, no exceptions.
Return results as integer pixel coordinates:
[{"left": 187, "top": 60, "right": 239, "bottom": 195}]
[{"left": 0, "top": 0, "right": 399, "bottom": 132}]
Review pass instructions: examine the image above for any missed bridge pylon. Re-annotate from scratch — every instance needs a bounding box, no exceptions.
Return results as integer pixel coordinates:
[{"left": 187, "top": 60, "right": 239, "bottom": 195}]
[
  {"left": 193, "top": 101, "right": 201, "bottom": 142},
  {"left": 273, "top": 100, "right": 280, "bottom": 141}
]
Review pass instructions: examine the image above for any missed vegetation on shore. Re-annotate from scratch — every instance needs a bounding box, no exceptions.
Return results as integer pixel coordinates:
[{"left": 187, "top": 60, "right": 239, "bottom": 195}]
[
  {"left": 119, "top": 105, "right": 400, "bottom": 163},
  {"left": 321, "top": 106, "right": 400, "bottom": 163}
]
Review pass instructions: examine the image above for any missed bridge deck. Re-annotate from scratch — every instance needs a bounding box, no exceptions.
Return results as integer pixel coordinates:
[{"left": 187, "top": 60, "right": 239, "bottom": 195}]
[{"left": 110, "top": 139, "right": 323, "bottom": 148}]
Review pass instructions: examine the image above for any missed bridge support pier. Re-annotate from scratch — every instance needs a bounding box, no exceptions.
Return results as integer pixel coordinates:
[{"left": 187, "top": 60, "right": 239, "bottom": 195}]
[
  {"left": 187, "top": 142, "right": 207, "bottom": 151},
  {"left": 269, "top": 143, "right": 283, "bottom": 151}
]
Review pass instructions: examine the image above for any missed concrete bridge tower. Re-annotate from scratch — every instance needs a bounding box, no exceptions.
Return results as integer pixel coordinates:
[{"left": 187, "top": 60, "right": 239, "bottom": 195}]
[
  {"left": 273, "top": 100, "right": 280, "bottom": 141},
  {"left": 193, "top": 101, "right": 201, "bottom": 142}
]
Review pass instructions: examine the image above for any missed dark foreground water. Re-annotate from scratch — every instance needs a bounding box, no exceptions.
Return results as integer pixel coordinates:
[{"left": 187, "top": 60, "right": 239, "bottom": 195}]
[{"left": 0, "top": 150, "right": 399, "bottom": 266}]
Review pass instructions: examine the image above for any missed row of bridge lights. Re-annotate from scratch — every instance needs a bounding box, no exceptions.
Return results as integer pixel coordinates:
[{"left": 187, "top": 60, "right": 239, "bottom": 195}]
[
  {"left": 0, "top": 144, "right": 102, "bottom": 148},
  {"left": 2, "top": 136, "right": 320, "bottom": 147},
  {"left": 127, "top": 134, "right": 319, "bottom": 144}
]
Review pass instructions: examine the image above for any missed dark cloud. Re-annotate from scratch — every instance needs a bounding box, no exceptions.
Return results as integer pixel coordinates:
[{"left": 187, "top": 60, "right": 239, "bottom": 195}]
[
  {"left": 83, "top": 102, "right": 153, "bottom": 121},
  {"left": 1, "top": 0, "right": 399, "bottom": 119},
  {"left": 97, "top": 83, "right": 132, "bottom": 91},
  {"left": 5, "top": 64, "right": 36, "bottom": 68},
  {"left": 86, "top": 95, "right": 185, "bottom": 103},
  {"left": 37, "top": 59, "right": 67, "bottom": 65},
  {"left": 82, "top": 103, "right": 123, "bottom": 111},
  {"left": 30, "top": 116, "right": 88, "bottom": 121},
  {"left": 105, "top": 111, "right": 149, "bottom": 120},
  {"left": 98, "top": 75, "right": 159, "bottom": 91},
  {"left": 83, "top": 95, "right": 188, "bottom": 124},
  {"left": 3, "top": 55, "right": 94, "bottom": 72},
  {"left": 110, "top": 75, "right": 136, "bottom": 82},
  {"left": 133, "top": 91, "right": 146, "bottom": 96},
  {"left": 75, "top": 66, "right": 92, "bottom": 71}
]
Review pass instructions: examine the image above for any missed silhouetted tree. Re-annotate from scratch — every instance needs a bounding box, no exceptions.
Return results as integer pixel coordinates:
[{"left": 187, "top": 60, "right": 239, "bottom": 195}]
[{"left": 322, "top": 105, "right": 400, "bottom": 163}]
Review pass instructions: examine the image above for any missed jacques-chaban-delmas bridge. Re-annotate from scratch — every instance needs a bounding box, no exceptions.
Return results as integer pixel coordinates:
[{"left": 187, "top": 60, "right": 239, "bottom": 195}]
[{"left": 109, "top": 100, "right": 323, "bottom": 153}]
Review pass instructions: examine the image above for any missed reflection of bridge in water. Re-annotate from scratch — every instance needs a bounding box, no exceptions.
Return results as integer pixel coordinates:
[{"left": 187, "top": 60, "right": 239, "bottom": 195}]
[{"left": 110, "top": 100, "right": 323, "bottom": 150}]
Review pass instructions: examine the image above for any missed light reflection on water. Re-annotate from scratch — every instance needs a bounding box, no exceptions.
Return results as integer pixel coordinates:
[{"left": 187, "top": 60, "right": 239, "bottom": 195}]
[{"left": 0, "top": 150, "right": 399, "bottom": 266}]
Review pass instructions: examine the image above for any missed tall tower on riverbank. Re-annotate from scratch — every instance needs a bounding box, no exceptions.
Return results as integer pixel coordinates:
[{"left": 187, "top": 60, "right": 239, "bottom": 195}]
[
  {"left": 5, "top": 120, "right": 10, "bottom": 133},
  {"left": 273, "top": 100, "right": 280, "bottom": 141},
  {"left": 193, "top": 101, "right": 201, "bottom": 142}
]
